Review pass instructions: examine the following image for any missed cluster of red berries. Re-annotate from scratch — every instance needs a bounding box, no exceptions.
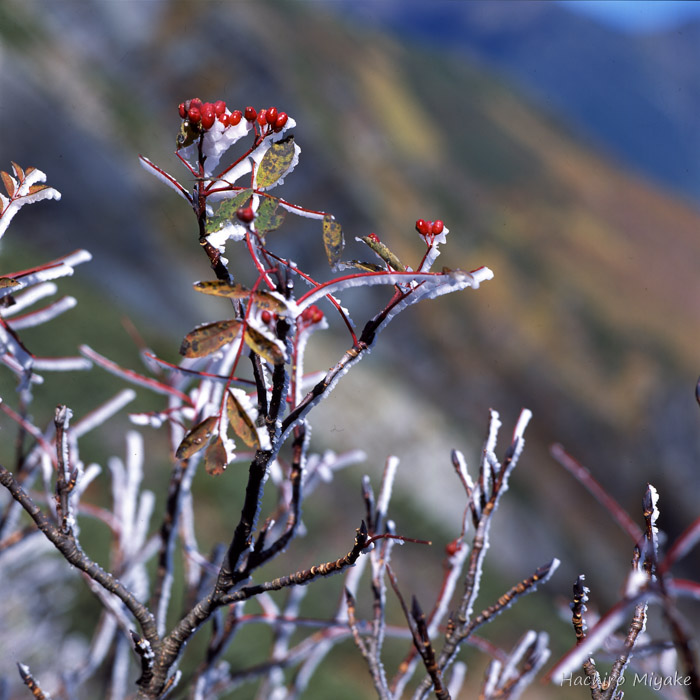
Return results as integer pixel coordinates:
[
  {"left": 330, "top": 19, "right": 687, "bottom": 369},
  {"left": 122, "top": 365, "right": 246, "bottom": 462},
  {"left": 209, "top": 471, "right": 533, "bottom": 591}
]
[
  {"left": 300, "top": 305, "right": 324, "bottom": 325},
  {"left": 415, "top": 219, "right": 444, "bottom": 237},
  {"left": 244, "top": 106, "right": 289, "bottom": 133},
  {"left": 177, "top": 99, "right": 289, "bottom": 134}
]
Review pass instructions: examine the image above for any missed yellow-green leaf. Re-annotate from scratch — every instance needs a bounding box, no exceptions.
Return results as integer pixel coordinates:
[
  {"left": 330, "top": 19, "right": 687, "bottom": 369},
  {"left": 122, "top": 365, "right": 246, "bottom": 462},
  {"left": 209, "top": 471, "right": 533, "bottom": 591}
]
[
  {"left": 252, "top": 291, "right": 287, "bottom": 315},
  {"left": 255, "top": 196, "right": 285, "bottom": 234},
  {"left": 179, "top": 319, "right": 242, "bottom": 358},
  {"left": 0, "top": 278, "right": 20, "bottom": 289},
  {"left": 244, "top": 326, "right": 285, "bottom": 365},
  {"left": 176, "top": 416, "right": 218, "bottom": 460},
  {"left": 205, "top": 435, "right": 228, "bottom": 476},
  {"left": 256, "top": 136, "right": 295, "bottom": 189},
  {"left": 226, "top": 391, "right": 260, "bottom": 449},
  {"left": 205, "top": 189, "right": 253, "bottom": 235},
  {"left": 322, "top": 215, "right": 344, "bottom": 269},
  {"left": 193, "top": 281, "right": 251, "bottom": 299},
  {"left": 348, "top": 260, "right": 384, "bottom": 273},
  {"left": 359, "top": 235, "right": 405, "bottom": 272}
]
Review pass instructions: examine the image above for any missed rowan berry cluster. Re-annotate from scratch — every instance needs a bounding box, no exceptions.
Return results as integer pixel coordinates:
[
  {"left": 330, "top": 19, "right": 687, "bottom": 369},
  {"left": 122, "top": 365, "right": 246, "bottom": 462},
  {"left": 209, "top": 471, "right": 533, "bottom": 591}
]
[
  {"left": 177, "top": 98, "right": 288, "bottom": 135},
  {"left": 300, "top": 304, "right": 324, "bottom": 325},
  {"left": 415, "top": 218, "right": 444, "bottom": 238}
]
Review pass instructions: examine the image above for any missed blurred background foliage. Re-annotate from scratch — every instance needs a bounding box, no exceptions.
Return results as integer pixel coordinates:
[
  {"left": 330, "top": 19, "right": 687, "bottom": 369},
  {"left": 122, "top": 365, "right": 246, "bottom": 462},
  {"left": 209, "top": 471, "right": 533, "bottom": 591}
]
[{"left": 1, "top": 1, "right": 699, "bottom": 698}]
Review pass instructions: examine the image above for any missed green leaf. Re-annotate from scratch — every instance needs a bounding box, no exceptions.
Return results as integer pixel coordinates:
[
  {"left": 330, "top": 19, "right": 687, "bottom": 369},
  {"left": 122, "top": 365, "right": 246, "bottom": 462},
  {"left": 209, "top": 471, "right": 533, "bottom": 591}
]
[
  {"left": 176, "top": 416, "right": 218, "bottom": 460},
  {"left": 256, "top": 136, "right": 296, "bottom": 189},
  {"left": 205, "top": 435, "right": 228, "bottom": 475},
  {"left": 255, "top": 196, "right": 286, "bottom": 234},
  {"left": 359, "top": 235, "right": 405, "bottom": 272},
  {"left": 205, "top": 189, "right": 253, "bottom": 235},
  {"left": 179, "top": 319, "right": 242, "bottom": 358},
  {"left": 244, "top": 326, "right": 285, "bottom": 365},
  {"left": 226, "top": 390, "right": 260, "bottom": 449}
]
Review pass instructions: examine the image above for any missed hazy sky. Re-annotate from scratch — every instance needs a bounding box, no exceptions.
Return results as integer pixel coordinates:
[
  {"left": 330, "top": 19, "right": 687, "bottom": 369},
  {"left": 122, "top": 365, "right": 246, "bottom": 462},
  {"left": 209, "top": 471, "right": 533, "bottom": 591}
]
[{"left": 560, "top": 0, "right": 700, "bottom": 32}]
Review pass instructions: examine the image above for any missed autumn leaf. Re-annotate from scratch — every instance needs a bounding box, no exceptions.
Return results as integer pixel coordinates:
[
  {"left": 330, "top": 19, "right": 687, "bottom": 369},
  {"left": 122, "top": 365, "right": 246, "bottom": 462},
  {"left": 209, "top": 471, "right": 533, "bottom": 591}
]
[
  {"left": 254, "top": 196, "right": 285, "bottom": 234},
  {"left": 179, "top": 319, "right": 242, "bottom": 358},
  {"left": 256, "top": 136, "right": 296, "bottom": 189},
  {"left": 0, "top": 278, "right": 20, "bottom": 288},
  {"left": 193, "top": 281, "right": 287, "bottom": 314},
  {"left": 204, "top": 435, "right": 229, "bottom": 476},
  {"left": 359, "top": 235, "right": 405, "bottom": 272},
  {"left": 1, "top": 172, "right": 16, "bottom": 198},
  {"left": 226, "top": 390, "right": 260, "bottom": 449},
  {"left": 244, "top": 326, "right": 285, "bottom": 365},
  {"left": 205, "top": 189, "right": 253, "bottom": 235},
  {"left": 176, "top": 416, "right": 218, "bottom": 460},
  {"left": 322, "top": 215, "right": 344, "bottom": 269}
]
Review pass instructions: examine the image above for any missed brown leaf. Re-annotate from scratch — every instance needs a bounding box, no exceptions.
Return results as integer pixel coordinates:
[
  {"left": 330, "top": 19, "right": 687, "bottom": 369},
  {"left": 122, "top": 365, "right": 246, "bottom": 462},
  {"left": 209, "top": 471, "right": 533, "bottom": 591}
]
[
  {"left": 179, "top": 319, "right": 242, "bottom": 358},
  {"left": 226, "top": 390, "right": 260, "bottom": 449},
  {"left": 1, "top": 172, "right": 15, "bottom": 198},
  {"left": 256, "top": 136, "right": 296, "bottom": 189},
  {"left": 11, "top": 162, "right": 24, "bottom": 180},
  {"left": 322, "top": 215, "right": 344, "bottom": 268},
  {"left": 0, "top": 278, "right": 20, "bottom": 289},
  {"left": 176, "top": 416, "right": 218, "bottom": 460},
  {"left": 205, "top": 435, "right": 228, "bottom": 476},
  {"left": 193, "top": 281, "right": 251, "bottom": 299},
  {"left": 244, "top": 326, "right": 285, "bottom": 365},
  {"left": 28, "top": 184, "right": 50, "bottom": 195}
]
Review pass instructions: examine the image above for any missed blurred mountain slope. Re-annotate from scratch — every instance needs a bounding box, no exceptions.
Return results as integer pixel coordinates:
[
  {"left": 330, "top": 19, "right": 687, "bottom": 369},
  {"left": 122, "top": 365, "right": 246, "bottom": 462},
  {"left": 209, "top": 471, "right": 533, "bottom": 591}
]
[{"left": 1, "top": 0, "right": 700, "bottom": 683}]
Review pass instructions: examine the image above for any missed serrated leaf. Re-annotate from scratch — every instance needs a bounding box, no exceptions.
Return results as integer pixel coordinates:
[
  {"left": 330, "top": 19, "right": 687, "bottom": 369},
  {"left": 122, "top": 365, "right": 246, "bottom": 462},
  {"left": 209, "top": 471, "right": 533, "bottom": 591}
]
[
  {"left": 176, "top": 416, "right": 218, "bottom": 459},
  {"left": 0, "top": 278, "right": 20, "bottom": 288},
  {"left": 255, "top": 196, "right": 285, "bottom": 234},
  {"left": 244, "top": 326, "right": 285, "bottom": 365},
  {"left": 205, "top": 435, "right": 229, "bottom": 475},
  {"left": 256, "top": 136, "right": 295, "bottom": 189},
  {"left": 1, "top": 172, "right": 15, "bottom": 198},
  {"left": 205, "top": 189, "right": 253, "bottom": 235},
  {"left": 323, "top": 215, "right": 344, "bottom": 268},
  {"left": 359, "top": 235, "right": 405, "bottom": 272},
  {"left": 179, "top": 319, "right": 242, "bottom": 358},
  {"left": 226, "top": 390, "right": 260, "bottom": 449}
]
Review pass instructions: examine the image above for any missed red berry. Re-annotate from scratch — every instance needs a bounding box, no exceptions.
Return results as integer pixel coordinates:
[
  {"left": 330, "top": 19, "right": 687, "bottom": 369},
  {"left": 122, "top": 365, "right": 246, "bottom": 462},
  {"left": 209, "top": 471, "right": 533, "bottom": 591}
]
[
  {"left": 367, "top": 233, "right": 380, "bottom": 243},
  {"left": 261, "top": 310, "right": 273, "bottom": 324},
  {"left": 302, "top": 305, "right": 323, "bottom": 324},
  {"left": 445, "top": 539, "right": 461, "bottom": 557},
  {"left": 415, "top": 219, "right": 430, "bottom": 235},
  {"left": 187, "top": 106, "right": 202, "bottom": 124},
  {"left": 273, "top": 112, "right": 288, "bottom": 131},
  {"left": 201, "top": 104, "right": 216, "bottom": 129},
  {"left": 244, "top": 106, "right": 257, "bottom": 122},
  {"left": 213, "top": 100, "right": 226, "bottom": 116},
  {"left": 219, "top": 113, "right": 230, "bottom": 126},
  {"left": 178, "top": 102, "right": 187, "bottom": 119},
  {"left": 236, "top": 206, "right": 255, "bottom": 223},
  {"left": 431, "top": 220, "right": 444, "bottom": 235},
  {"left": 265, "top": 107, "right": 278, "bottom": 125},
  {"left": 230, "top": 110, "right": 242, "bottom": 126},
  {"left": 256, "top": 109, "right": 268, "bottom": 126},
  {"left": 189, "top": 98, "right": 203, "bottom": 111}
]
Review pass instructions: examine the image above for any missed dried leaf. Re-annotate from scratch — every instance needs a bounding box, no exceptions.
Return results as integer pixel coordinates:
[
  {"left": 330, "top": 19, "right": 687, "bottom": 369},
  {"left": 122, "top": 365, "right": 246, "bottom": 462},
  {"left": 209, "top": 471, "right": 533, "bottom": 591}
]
[
  {"left": 28, "top": 184, "right": 50, "bottom": 195},
  {"left": 0, "top": 278, "right": 20, "bottom": 288},
  {"left": 205, "top": 435, "right": 229, "bottom": 475},
  {"left": 255, "top": 196, "right": 285, "bottom": 234},
  {"left": 226, "top": 390, "right": 260, "bottom": 449},
  {"left": 179, "top": 319, "right": 242, "bottom": 358},
  {"left": 205, "top": 189, "right": 253, "bottom": 235},
  {"left": 244, "top": 326, "right": 285, "bottom": 365},
  {"left": 1, "top": 172, "right": 15, "bottom": 198},
  {"left": 360, "top": 235, "right": 405, "bottom": 272},
  {"left": 193, "top": 281, "right": 286, "bottom": 314},
  {"left": 323, "top": 215, "right": 344, "bottom": 268},
  {"left": 11, "top": 162, "right": 24, "bottom": 180},
  {"left": 176, "top": 416, "right": 218, "bottom": 460},
  {"left": 256, "top": 136, "right": 295, "bottom": 189},
  {"left": 347, "top": 260, "right": 385, "bottom": 272}
]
